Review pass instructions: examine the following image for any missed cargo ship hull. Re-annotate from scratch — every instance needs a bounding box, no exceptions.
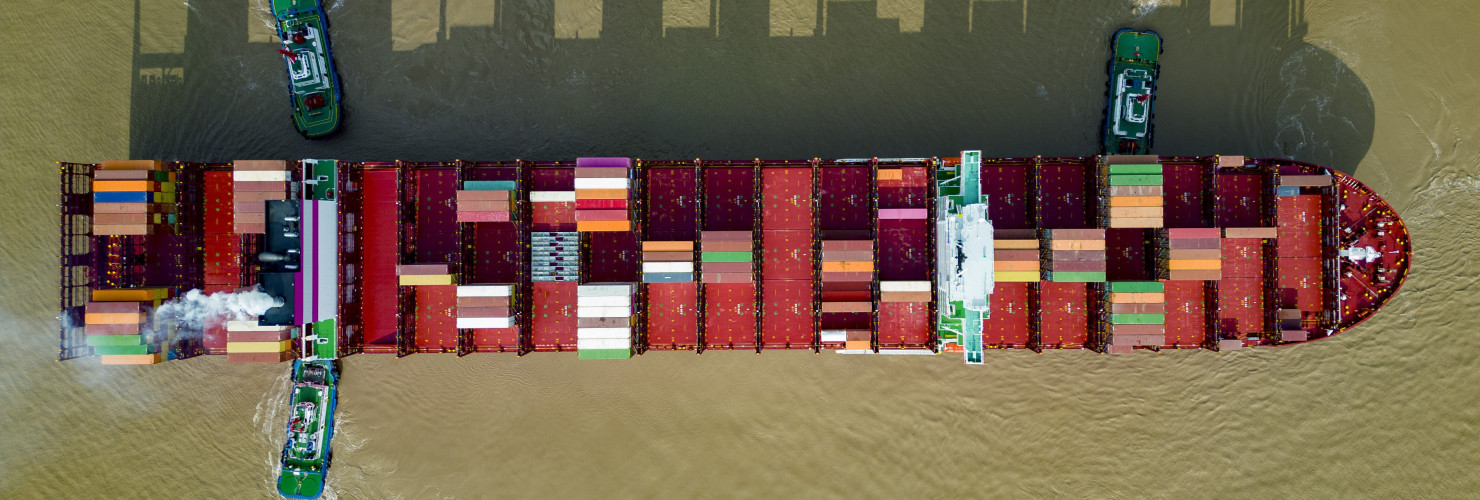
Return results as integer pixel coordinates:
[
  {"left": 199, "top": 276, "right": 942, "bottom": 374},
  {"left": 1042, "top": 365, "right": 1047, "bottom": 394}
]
[{"left": 56, "top": 155, "right": 1409, "bottom": 362}]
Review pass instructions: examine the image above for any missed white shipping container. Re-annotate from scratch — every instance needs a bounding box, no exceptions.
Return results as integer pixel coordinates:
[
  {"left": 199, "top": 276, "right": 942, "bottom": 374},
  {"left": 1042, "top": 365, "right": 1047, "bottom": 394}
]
[
  {"left": 577, "top": 296, "right": 632, "bottom": 307},
  {"left": 576, "top": 306, "right": 631, "bottom": 318},
  {"left": 577, "top": 338, "right": 631, "bottom": 350},
  {"left": 880, "top": 281, "right": 931, "bottom": 292},
  {"left": 456, "top": 317, "right": 512, "bottom": 329},
  {"left": 530, "top": 191, "right": 576, "bottom": 202},
  {"left": 642, "top": 261, "right": 694, "bottom": 274},
  {"left": 456, "top": 284, "right": 512, "bottom": 297},
  {"left": 876, "top": 349, "right": 936, "bottom": 355},
  {"left": 576, "top": 284, "right": 632, "bottom": 297},
  {"left": 573, "top": 177, "right": 630, "bottom": 190},
  {"left": 226, "top": 320, "right": 286, "bottom": 332},
  {"left": 232, "top": 170, "right": 289, "bottom": 182},
  {"left": 576, "top": 327, "right": 631, "bottom": 339},
  {"left": 820, "top": 330, "right": 848, "bottom": 342}
]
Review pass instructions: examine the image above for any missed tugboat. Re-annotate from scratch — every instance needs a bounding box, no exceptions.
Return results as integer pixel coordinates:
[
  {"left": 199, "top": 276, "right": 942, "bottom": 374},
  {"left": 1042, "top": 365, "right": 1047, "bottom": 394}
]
[
  {"left": 1102, "top": 29, "right": 1162, "bottom": 154},
  {"left": 272, "top": 0, "right": 342, "bottom": 138},
  {"left": 276, "top": 359, "right": 338, "bottom": 499}
]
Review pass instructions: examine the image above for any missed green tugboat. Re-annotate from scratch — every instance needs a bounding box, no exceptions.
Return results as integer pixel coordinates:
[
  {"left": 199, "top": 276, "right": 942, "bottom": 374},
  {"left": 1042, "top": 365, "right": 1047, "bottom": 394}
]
[
  {"left": 272, "top": 0, "right": 342, "bottom": 138},
  {"left": 276, "top": 358, "right": 338, "bottom": 499},
  {"left": 1102, "top": 29, "right": 1162, "bottom": 154}
]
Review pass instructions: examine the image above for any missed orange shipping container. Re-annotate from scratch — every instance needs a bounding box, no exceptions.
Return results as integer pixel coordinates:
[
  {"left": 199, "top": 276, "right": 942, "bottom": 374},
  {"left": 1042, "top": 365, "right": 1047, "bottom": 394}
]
[
  {"left": 93, "top": 288, "right": 167, "bottom": 302},
  {"left": 821, "top": 302, "right": 872, "bottom": 313},
  {"left": 85, "top": 312, "right": 145, "bottom": 325},
  {"left": 1108, "top": 217, "right": 1163, "bottom": 228},
  {"left": 821, "top": 261, "right": 873, "bottom": 273},
  {"left": 1109, "top": 292, "right": 1165, "bottom": 303},
  {"left": 642, "top": 241, "right": 693, "bottom": 252},
  {"left": 93, "top": 180, "right": 154, "bottom": 192},
  {"left": 844, "top": 340, "right": 872, "bottom": 350},
  {"left": 1168, "top": 259, "right": 1222, "bottom": 270},
  {"left": 879, "top": 291, "right": 931, "bottom": 303},
  {"left": 100, "top": 353, "right": 164, "bottom": 365},
  {"left": 576, "top": 220, "right": 631, "bottom": 232},
  {"left": 1108, "top": 196, "right": 1164, "bottom": 207},
  {"left": 993, "top": 239, "right": 1039, "bottom": 250},
  {"left": 1169, "top": 249, "right": 1221, "bottom": 260},
  {"left": 98, "top": 160, "right": 162, "bottom": 170},
  {"left": 574, "top": 188, "right": 627, "bottom": 200},
  {"left": 94, "top": 213, "right": 149, "bottom": 225},
  {"left": 993, "top": 260, "right": 1039, "bottom": 271},
  {"left": 877, "top": 169, "right": 903, "bottom": 181}
]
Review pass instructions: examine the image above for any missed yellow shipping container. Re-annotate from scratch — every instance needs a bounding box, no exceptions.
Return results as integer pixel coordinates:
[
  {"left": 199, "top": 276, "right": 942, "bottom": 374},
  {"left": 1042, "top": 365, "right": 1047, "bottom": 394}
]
[
  {"left": 399, "top": 274, "right": 455, "bottom": 286},
  {"left": 1168, "top": 259, "right": 1223, "bottom": 270},
  {"left": 993, "top": 239, "right": 1039, "bottom": 250},
  {"left": 92, "top": 288, "right": 169, "bottom": 302},
  {"left": 993, "top": 270, "right": 1040, "bottom": 282},
  {"left": 226, "top": 340, "right": 292, "bottom": 353}
]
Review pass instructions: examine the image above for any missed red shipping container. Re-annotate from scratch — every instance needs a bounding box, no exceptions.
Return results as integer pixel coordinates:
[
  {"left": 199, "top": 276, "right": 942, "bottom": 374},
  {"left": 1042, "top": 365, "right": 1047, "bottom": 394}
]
[
  {"left": 879, "top": 301, "right": 930, "bottom": 347},
  {"left": 820, "top": 280, "right": 870, "bottom": 292},
  {"left": 901, "top": 167, "right": 929, "bottom": 187},
  {"left": 469, "top": 327, "right": 520, "bottom": 351},
  {"left": 761, "top": 167, "right": 812, "bottom": 231},
  {"left": 821, "top": 271, "right": 871, "bottom": 282},
  {"left": 415, "top": 285, "right": 457, "bottom": 351},
  {"left": 822, "top": 290, "right": 870, "bottom": 302},
  {"left": 532, "top": 201, "right": 575, "bottom": 225},
  {"left": 761, "top": 281, "right": 814, "bottom": 348},
  {"left": 704, "top": 283, "right": 755, "bottom": 349},
  {"left": 530, "top": 282, "right": 577, "bottom": 350},
  {"left": 646, "top": 282, "right": 698, "bottom": 349},
  {"left": 575, "top": 199, "right": 627, "bottom": 210},
  {"left": 762, "top": 230, "right": 813, "bottom": 281}
]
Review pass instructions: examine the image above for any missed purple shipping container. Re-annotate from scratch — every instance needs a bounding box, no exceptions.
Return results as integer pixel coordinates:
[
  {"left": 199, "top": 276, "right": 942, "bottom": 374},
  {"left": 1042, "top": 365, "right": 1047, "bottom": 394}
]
[{"left": 575, "top": 157, "right": 633, "bottom": 169}]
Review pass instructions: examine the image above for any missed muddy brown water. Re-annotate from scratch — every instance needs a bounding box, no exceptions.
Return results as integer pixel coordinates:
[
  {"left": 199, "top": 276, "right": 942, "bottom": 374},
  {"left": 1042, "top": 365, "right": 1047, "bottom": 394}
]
[{"left": 2, "top": 0, "right": 1478, "bottom": 498}]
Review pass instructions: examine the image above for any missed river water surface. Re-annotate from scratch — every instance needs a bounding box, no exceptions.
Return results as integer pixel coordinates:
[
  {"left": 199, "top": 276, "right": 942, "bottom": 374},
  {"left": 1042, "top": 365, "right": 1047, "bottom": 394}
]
[{"left": 2, "top": 0, "right": 1478, "bottom": 498}]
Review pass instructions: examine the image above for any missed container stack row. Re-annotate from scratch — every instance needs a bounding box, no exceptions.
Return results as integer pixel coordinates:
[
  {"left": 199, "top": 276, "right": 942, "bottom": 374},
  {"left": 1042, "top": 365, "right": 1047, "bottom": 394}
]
[
  {"left": 819, "top": 239, "right": 873, "bottom": 351},
  {"left": 1106, "top": 163, "right": 1164, "bottom": 228},
  {"left": 1165, "top": 228, "right": 1222, "bottom": 281},
  {"left": 232, "top": 160, "right": 289, "bottom": 234},
  {"left": 1047, "top": 229, "right": 1107, "bottom": 282},
  {"left": 992, "top": 229, "right": 1041, "bottom": 282},
  {"left": 203, "top": 166, "right": 243, "bottom": 297},
  {"left": 574, "top": 158, "right": 631, "bottom": 233},
  {"left": 455, "top": 285, "right": 514, "bottom": 329},
  {"left": 642, "top": 240, "right": 694, "bottom": 283},
  {"left": 397, "top": 263, "right": 455, "bottom": 286},
  {"left": 84, "top": 288, "right": 169, "bottom": 364},
  {"left": 701, "top": 231, "right": 753, "bottom": 284},
  {"left": 225, "top": 319, "right": 294, "bottom": 363},
  {"left": 532, "top": 232, "right": 580, "bottom": 281},
  {"left": 577, "top": 284, "right": 634, "bottom": 359},
  {"left": 1105, "top": 281, "right": 1167, "bottom": 353},
  {"left": 455, "top": 180, "right": 515, "bottom": 222},
  {"left": 91, "top": 160, "right": 175, "bottom": 236}
]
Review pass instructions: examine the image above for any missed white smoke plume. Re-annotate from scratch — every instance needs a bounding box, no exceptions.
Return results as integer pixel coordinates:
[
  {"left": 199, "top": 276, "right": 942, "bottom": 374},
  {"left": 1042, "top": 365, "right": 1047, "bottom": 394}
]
[{"left": 152, "top": 286, "right": 285, "bottom": 332}]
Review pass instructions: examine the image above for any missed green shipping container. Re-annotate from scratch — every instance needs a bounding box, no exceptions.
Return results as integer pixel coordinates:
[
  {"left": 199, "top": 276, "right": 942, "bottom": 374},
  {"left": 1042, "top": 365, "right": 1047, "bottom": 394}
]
[
  {"left": 1108, "top": 174, "right": 1164, "bottom": 186},
  {"left": 464, "top": 180, "right": 518, "bottom": 191},
  {"left": 1109, "top": 281, "right": 1165, "bottom": 293},
  {"left": 92, "top": 344, "right": 155, "bottom": 355},
  {"left": 700, "top": 251, "right": 752, "bottom": 263},
  {"left": 1111, "top": 313, "right": 1167, "bottom": 325},
  {"left": 577, "top": 348, "right": 633, "bottom": 360},
  {"left": 1108, "top": 164, "right": 1163, "bottom": 175},
  {"left": 1048, "top": 271, "right": 1106, "bottom": 282},
  {"left": 86, "top": 334, "right": 143, "bottom": 347}
]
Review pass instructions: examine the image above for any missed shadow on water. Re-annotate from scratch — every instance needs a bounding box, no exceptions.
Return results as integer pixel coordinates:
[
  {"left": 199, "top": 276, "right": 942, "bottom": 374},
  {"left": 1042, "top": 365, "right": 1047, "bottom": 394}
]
[{"left": 128, "top": 0, "right": 1372, "bottom": 174}]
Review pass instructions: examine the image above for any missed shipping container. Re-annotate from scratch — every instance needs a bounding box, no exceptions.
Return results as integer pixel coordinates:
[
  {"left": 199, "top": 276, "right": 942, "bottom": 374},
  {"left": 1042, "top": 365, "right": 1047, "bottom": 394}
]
[
  {"left": 642, "top": 251, "right": 693, "bottom": 262},
  {"left": 1039, "top": 163, "right": 1096, "bottom": 228},
  {"left": 530, "top": 281, "right": 578, "bottom": 350},
  {"left": 361, "top": 169, "right": 401, "bottom": 348},
  {"left": 818, "top": 166, "right": 870, "bottom": 238},
  {"left": 762, "top": 167, "right": 813, "bottom": 230},
  {"left": 414, "top": 285, "right": 457, "bottom": 352},
  {"left": 704, "top": 283, "right": 756, "bottom": 349},
  {"left": 575, "top": 166, "right": 629, "bottom": 178},
  {"left": 979, "top": 162, "right": 1032, "bottom": 229},
  {"left": 1162, "top": 280, "right": 1206, "bottom": 346},
  {"left": 878, "top": 217, "right": 929, "bottom": 281},
  {"left": 1039, "top": 282, "right": 1089, "bottom": 347},
  {"left": 761, "top": 281, "right": 814, "bottom": 349},
  {"left": 704, "top": 169, "right": 755, "bottom": 232},
  {"left": 878, "top": 301, "right": 929, "bottom": 348},
  {"left": 225, "top": 340, "right": 290, "bottom": 353},
  {"left": 1224, "top": 227, "right": 1279, "bottom": 239},
  {"left": 982, "top": 282, "right": 1031, "bottom": 346},
  {"left": 457, "top": 317, "right": 513, "bottom": 329},
  {"left": 644, "top": 168, "right": 698, "bottom": 241}
]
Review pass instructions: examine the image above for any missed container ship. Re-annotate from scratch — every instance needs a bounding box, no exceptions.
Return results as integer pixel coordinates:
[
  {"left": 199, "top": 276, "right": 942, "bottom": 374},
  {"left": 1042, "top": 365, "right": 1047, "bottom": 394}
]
[{"left": 56, "top": 153, "right": 1410, "bottom": 363}]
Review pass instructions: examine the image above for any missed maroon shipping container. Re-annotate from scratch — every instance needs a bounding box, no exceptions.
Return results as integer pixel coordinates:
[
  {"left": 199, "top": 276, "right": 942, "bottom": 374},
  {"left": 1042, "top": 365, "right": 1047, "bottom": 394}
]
[
  {"left": 820, "top": 312, "right": 870, "bottom": 330},
  {"left": 226, "top": 329, "right": 293, "bottom": 343},
  {"left": 822, "top": 290, "right": 871, "bottom": 302},
  {"left": 397, "top": 264, "right": 450, "bottom": 275},
  {"left": 820, "top": 280, "right": 871, "bottom": 292},
  {"left": 995, "top": 228, "right": 1038, "bottom": 239},
  {"left": 1110, "top": 303, "right": 1167, "bottom": 314},
  {"left": 457, "top": 306, "right": 511, "bottom": 318},
  {"left": 1169, "top": 238, "right": 1221, "bottom": 250},
  {"left": 994, "top": 249, "right": 1040, "bottom": 261},
  {"left": 457, "top": 296, "right": 509, "bottom": 308}
]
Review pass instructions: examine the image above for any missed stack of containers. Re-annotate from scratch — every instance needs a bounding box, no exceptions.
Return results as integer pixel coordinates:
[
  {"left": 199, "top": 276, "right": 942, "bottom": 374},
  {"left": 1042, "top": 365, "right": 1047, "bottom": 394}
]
[
  {"left": 225, "top": 319, "right": 294, "bottom": 363},
  {"left": 1166, "top": 228, "right": 1223, "bottom": 281},
  {"left": 574, "top": 159, "right": 631, "bottom": 233},
  {"left": 455, "top": 284, "right": 514, "bottom": 329},
  {"left": 992, "top": 229, "right": 1041, "bottom": 282},
  {"left": 819, "top": 240, "right": 872, "bottom": 351},
  {"left": 577, "top": 284, "right": 634, "bottom": 359},
  {"left": 532, "top": 232, "right": 580, "bottom": 281},
  {"left": 1106, "top": 163, "right": 1164, "bottom": 228},
  {"left": 701, "top": 231, "right": 753, "bottom": 284},
  {"left": 1106, "top": 281, "right": 1166, "bottom": 352},
  {"left": 456, "top": 180, "right": 515, "bottom": 222},
  {"left": 1047, "top": 229, "right": 1107, "bottom": 282},
  {"left": 84, "top": 289, "right": 165, "bottom": 365},
  {"left": 642, "top": 240, "right": 694, "bottom": 283},
  {"left": 91, "top": 160, "right": 175, "bottom": 236},
  {"left": 203, "top": 168, "right": 240, "bottom": 297},
  {"left": 398, "top": 263, "right": 455, "bottom": 286},
  {"left": 232, "top": 160, "right": 289, "bottom": 234}
]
